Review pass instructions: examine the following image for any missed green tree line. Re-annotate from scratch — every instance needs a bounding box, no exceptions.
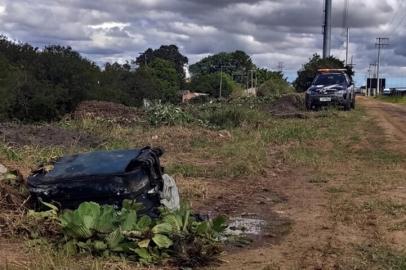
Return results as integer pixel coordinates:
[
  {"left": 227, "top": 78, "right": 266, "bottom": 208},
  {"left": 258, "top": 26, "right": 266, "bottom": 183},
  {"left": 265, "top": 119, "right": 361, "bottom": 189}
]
[{"left": 0, "top": 35, "right": 301, "bottom": 122}]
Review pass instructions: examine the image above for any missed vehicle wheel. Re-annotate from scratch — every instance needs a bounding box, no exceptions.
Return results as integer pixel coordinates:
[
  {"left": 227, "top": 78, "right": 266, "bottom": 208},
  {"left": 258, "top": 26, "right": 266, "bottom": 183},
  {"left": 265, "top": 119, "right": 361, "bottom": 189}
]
[
  {"left": 351, "top": 97, "right": 355, "bottom": 109},
  {"left": 344, "top": 101, "right": 351, "bottom": 111}
]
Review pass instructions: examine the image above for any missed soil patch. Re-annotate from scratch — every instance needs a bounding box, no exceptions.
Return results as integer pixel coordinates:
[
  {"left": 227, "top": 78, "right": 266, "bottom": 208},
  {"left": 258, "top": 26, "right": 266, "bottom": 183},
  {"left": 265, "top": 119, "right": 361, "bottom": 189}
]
[
  {"left": 0, "top": 123, "right": 101, "bottom": 148},
  {"left": 73, "top": 100, "right": 144, "bottom": 125}
]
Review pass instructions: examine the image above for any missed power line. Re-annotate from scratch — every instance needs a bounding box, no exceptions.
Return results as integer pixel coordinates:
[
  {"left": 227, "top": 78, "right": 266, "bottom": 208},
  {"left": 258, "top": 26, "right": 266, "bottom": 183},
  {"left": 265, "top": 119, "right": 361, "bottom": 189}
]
[{"left": 389, "top": 12, "right": 406, "bottom": 37}]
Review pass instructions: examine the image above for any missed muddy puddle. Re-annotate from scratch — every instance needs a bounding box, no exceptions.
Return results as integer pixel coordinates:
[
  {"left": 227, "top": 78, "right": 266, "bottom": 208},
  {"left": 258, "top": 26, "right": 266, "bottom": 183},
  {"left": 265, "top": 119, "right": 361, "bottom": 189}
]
[{"left": 226, "top": 217, "right": 267, "bottom": 236}]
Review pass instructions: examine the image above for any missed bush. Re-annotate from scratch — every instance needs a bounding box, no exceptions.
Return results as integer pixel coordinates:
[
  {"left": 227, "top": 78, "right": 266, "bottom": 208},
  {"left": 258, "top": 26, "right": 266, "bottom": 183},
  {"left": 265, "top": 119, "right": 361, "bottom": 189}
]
[
  {"left": 189, "top": 72, "right": 240, "bottom": 98},
  {"left": 188, "top": 103, "right": 266, "bottom": 129},
  {"left": 33, "top": 201, "right": 227, "bottom": 267},
  {"left": 257, "top": 77, "right": 293, "bottom": 97},
  {"left": 146, "top": 103, "right": 194, "bottom": 126}
]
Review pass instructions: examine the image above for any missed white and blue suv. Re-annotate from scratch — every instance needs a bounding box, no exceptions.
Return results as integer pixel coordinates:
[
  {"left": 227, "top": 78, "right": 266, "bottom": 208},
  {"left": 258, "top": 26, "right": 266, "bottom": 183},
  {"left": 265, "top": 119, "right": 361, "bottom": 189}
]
[{"left": 305, "top": 69, "right": 355, "bottom": 111}]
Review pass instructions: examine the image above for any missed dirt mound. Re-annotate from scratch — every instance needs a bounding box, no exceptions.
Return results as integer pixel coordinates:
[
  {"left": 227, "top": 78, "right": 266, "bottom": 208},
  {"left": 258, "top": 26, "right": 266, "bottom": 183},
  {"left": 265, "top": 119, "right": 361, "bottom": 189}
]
[
  {"left": 73, "top": 100, "right": 143, "bottom": 125},
  {"left": 0, "top": 123, "right": 101, "bottom": 148},
  {"left": 268, "top": 94, "right": 307, "bottom": 118}
]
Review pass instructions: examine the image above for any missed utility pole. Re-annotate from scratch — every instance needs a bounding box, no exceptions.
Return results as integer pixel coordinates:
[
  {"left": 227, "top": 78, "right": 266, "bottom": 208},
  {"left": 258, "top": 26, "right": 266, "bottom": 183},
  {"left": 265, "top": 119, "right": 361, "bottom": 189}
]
[
  {"left": 343, "top": 0, "right": 350, "bottom": 65},
  {"left": 323, "top": 0, "right": 332, "bottom": 59},
  {"left": 367, "top": 65, "right": 372, "bottom": 96},
  {"left": 375, "top": 37, "right": 389, "bottom": 95},
  {"left": 220, "top": 65, "right": 223, "bottom": 99},
  {"left": 345, "top": 28, "right": 350, "bottom": 65},
  {"left": 277, "top": 62, "right": 284, "bottom": 73}
]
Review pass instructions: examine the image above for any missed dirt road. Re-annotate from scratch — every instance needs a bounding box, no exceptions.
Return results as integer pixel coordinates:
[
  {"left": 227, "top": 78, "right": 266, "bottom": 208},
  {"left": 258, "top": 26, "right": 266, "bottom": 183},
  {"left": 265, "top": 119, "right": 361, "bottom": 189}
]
[
  {"left": 218, "top": 97, "right": 406, "bottom": 270},
  {"left": 358, "top": 96, "right": 406, "bottom": 148}
]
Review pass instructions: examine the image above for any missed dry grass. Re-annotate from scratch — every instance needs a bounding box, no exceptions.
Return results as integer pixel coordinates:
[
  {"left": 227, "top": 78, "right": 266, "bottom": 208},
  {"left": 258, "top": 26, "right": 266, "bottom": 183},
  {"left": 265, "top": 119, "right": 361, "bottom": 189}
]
[{"left": 1, "top": 101, "right": 406, "bottom": 268}]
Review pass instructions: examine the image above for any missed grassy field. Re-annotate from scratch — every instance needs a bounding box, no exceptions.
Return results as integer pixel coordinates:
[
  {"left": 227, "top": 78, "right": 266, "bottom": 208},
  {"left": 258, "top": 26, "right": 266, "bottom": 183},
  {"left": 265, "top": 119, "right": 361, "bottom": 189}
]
[
  {"left": 376, "top": 95, "right": 406, "bottom": 105},
  {"left": 1, "top": 97, "right": 406, "bottom": 269}
]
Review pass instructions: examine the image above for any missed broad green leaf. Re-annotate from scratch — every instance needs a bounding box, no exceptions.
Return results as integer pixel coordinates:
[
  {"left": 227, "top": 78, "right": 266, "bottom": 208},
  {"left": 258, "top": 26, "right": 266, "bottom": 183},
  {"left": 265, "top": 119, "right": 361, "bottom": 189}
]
[
  {"left": 60, "top": 210, "right": 74, "bottom": 227},
  {"left": 106, "top": 229, "right": 124, "bottom": 250},
  {"left": 212, "top": 216, "right": 228, "bottom": 233},
  {"left": 162, "top": 214, "right": 182, "bottom": 232},
  {"left": 152, "top": 223, "right": 172, "bottom": 234},
  {"left": 196, "top": 221, "right": 210, "bottom": 235},
  {"left": 182, "top": 209, "right": 190, "bottom": 232},
  {"left": 132, "top": 247, "right": 152, "bottom": 261},
  {"left": 77, "top": 202, "right": 100, "bottom": 229},
  {"left": 77, "top": 241, "right": 92, "bottom": 251},
  {"left": 138, "top": 239, "right": 150, "bottom": 248},
  {"left": 137, "top": 215, "right": 152, "bottom": 230},
  {"left": 120, "top": 209, "right": 137, "bottom": 231},
  {"left": 93, "top": 241, "right": 107, "bottom": 251},
  {"left": 152, "top": 234, "right": 173, "bottom": 249},
  {"left": 63, "top": 240, "right": 77, "bottom": 256},
  {"left": 95, "top": 205, "right": 116, "bottom": 233},
  {"left": 65, "top": 223, "right": 93, "bottom": 239}
]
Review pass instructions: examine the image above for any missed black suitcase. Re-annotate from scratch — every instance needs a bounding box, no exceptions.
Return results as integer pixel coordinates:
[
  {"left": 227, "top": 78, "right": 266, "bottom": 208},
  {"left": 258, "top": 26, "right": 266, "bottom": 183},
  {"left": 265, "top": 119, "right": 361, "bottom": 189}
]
[{"left": 27, "top": 147, "right": 164, "bottom": 212}]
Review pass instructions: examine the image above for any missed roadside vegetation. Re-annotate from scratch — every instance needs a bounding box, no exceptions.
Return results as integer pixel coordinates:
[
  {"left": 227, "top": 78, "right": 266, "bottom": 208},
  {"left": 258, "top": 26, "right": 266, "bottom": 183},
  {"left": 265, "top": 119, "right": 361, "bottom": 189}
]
[
  {"left": 376, "top": 95, "right": 406, "bottom": 105},
  {"left": 2, "top": 95, "right": 406, "bottom": 269},
  {"left": 2, "top": 35, "right": 406, "bottom": 269}
]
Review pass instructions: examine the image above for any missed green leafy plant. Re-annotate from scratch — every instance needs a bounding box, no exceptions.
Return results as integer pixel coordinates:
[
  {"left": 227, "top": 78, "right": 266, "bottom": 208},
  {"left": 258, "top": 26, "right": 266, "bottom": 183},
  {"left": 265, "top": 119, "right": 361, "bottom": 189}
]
[
  {"left": 54, "top": 200, "right": 227, "bottom": 266},
  {"left": 146, "top": 103, "right": 194, "bottom": 126}
]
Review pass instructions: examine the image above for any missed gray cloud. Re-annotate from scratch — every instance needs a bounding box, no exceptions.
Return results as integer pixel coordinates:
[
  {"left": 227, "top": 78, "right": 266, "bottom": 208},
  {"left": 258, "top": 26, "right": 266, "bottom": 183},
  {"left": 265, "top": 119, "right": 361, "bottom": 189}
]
[{"left": 0, "top": 0, "right": 405, "bottom": 82}]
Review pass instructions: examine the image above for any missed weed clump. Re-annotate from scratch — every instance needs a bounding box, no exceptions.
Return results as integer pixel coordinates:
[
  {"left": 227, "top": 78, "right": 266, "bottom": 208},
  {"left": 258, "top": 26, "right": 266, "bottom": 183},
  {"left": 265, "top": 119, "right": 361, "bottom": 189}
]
[
  {"left": 28, "top": 201, "right": 227, "bottom": 267},
  {"left": 146, "top": 103, "right": 195, "bottom": 126}
]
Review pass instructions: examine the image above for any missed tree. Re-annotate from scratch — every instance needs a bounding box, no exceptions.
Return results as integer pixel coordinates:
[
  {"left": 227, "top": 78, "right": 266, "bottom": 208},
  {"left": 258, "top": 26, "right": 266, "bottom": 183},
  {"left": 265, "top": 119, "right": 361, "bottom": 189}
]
[
  {"left": 35, "top": 45, "right": 100, "bottom": 111},
  {"left": 92, "top": 62, "right": 134, "bottom": 105},
  {"left": 257, "top": 76, "right": 293, "bottom": 97},
  {"left": 130, "top": 58, "right": 182, "bottom": 104},
  {"left": 293, "top": 54, "right": 354, "bottom": 92},
  {"left": 256, "top": 68, "right": 288, "bottom": 86},
  {"left": 0, "top": 37, "right": 102, "bottom": 121},
  {"left": 135, "top": 45, "right": 188, "bottom": 81},
  {"left": 189, "top": 51, "right": 255, "bottom": 84},
  {"left": 189, "top": 72, "right": 239, "bottom": 98}
]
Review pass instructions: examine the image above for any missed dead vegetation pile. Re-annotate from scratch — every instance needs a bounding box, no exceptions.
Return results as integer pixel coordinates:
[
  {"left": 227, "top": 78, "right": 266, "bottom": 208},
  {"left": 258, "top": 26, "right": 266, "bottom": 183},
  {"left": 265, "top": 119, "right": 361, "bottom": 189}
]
[
  {"left": 0, "top": 123, "right": 101, "bottom": 148},
  {"left": 0, "top": 168, "right": 60, "bottom": 238},
  {"left": 267, "top": 94, "right": 307, "bottom": 118},
  {"left": 73, "top": 100, "right": 144, "bottom": 125},
  {"left": 0, "top": 165, "right": 31, "bottom": 237}
]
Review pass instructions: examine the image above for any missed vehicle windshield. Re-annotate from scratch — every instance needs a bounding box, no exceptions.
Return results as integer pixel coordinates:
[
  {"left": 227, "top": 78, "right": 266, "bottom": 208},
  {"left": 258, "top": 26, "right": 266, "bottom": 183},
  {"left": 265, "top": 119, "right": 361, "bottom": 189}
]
[{"left": 313, "top": 74, "right": 346, "bottom": 85}]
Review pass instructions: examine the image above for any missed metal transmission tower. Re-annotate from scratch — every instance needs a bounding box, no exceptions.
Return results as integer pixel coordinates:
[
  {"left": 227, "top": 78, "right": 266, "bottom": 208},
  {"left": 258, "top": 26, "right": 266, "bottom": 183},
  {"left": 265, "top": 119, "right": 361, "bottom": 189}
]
[
  {"left": 375, "top": 37, "right": 389, "bottom": 95},
  {"left": 323, "top": 0, "right": 332, "bottom": 58}
]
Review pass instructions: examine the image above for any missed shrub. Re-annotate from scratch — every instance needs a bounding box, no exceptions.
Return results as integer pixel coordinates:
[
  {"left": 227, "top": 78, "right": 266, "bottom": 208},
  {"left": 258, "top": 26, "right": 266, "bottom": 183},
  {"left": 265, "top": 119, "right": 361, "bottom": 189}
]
[
  {"left": 146, "top": 103, "right": 194, "bottom": 126},
  {"left": 257, "top": 77, "right": 293, "bottom": 97},
  {"left": 188, "top": 103, "right": 266, "bottom": 129},
  {"left": 32, "top": 200, "right": 227, "bottom": 267}
]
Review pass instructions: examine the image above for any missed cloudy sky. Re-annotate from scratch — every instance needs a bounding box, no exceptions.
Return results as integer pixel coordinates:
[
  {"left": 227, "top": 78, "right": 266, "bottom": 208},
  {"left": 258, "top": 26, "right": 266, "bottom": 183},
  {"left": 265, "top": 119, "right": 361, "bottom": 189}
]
[{"left": 0, "top": 0, "right": 405, "bottom": 86}]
